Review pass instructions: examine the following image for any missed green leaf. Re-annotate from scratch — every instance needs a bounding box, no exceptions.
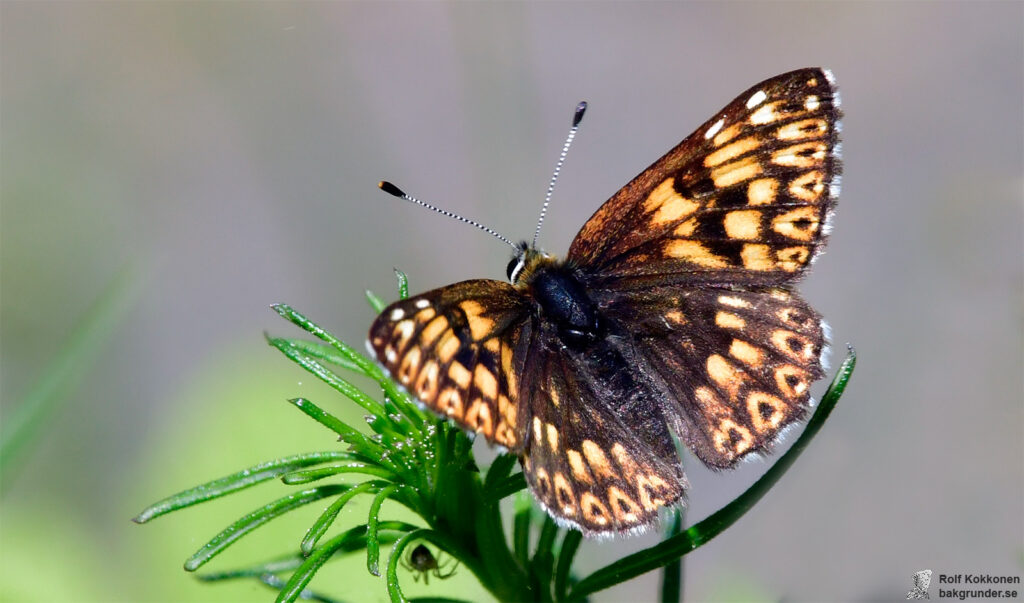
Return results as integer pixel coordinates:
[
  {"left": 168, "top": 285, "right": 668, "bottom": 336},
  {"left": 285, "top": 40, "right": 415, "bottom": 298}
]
[
  {"left": 1, "top": 267, "right": 137, "bottom": 484},
  {"left": 279, "top": 522, "right": 416, "bottom": 603},
  {"left": 366, "top": 289, "right": 387, "bottom": 313},
  {"left": 185, "top": 485, "right": 350, "bottom": 571},
  {"left": 302, "top": 481, "right": 389, "bottom": 555},
  {"left": 554, "top": 530, "right": 582, "bottom": 602},
  {"left": 566, "top": 348, "right": 856, "bottom": 601},
  {"left": 366, "top": 484, "right": 399, "bottom": 576},
  {"left": 394, "top": 269, "right": 409, "bottom": 300},
  {"left": 133, "top": 452, "right": 352, "bottom": 523},
  {"left": 659, "top": 509, "right": 684, "bottom": 603}
]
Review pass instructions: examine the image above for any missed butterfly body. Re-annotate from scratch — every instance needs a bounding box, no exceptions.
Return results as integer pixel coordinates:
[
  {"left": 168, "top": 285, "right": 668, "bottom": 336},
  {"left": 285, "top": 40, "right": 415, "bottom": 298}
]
[{"left": 370, "top": 68, "right": 841, "bottom": 536}]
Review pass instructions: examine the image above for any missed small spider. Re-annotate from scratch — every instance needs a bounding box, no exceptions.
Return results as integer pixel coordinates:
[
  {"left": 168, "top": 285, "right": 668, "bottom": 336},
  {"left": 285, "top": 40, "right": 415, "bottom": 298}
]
[{"left": 400, "top": 543, "right": 459, "bottom": 584}]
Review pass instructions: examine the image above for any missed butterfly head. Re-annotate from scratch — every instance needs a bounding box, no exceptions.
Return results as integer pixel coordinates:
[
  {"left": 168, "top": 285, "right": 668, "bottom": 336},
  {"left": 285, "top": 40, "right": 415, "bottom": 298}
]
[{"left": 507, "top": 241, "right": 555, "bottom": 286}]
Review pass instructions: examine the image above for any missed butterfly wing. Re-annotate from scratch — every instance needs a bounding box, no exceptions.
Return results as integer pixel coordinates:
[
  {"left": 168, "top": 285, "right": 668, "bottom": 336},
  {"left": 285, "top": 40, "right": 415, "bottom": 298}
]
[
  {"left": 517, "top": 314, "right": 687, "bottom": 535},
  {"left": 368, "top": 280, "right": 530, "bottom": 450},
  {"left": 568, "top": 68, "right": 841, "bottom": 288},
  {"left": 595, "top": 284, "right": 827, "bottom": 468}
]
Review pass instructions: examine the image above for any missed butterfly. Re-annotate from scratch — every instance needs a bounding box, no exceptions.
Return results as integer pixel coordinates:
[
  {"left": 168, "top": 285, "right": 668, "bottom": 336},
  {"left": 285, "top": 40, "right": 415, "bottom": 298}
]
[{"left": 368, "top": 68, "right": 841, "bottom": 536}]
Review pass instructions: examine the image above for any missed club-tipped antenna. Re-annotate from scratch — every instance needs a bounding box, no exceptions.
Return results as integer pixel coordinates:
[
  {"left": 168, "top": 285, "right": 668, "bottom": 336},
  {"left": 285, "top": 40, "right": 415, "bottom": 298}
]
[
  {"left": 532, "top": 101, "right": 587, "bottom": 249},
  {"left": 378, "top": 181, "right": 518, "bottom": 250}
]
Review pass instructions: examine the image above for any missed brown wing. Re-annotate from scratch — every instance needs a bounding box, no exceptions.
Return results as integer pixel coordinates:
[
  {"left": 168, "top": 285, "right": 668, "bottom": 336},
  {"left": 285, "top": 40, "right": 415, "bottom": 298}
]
[
  {"left": 596, "top": 284, "right": 828, "bottom": 468},
  {"left": 568, "top": 68, "right": 841, "bottom": 289},
  {"left": 368, "top": 280, "right": 530, "bottom": 451},
  {"left": 517, "top": 315, "right": 686, "bottom": 535}
]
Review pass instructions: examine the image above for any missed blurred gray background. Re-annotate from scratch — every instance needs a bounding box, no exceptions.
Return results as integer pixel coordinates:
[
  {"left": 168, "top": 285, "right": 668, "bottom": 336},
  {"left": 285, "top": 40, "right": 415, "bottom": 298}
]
[{"left": 2, "top": 2, "right": 1021, "bottom": 602}]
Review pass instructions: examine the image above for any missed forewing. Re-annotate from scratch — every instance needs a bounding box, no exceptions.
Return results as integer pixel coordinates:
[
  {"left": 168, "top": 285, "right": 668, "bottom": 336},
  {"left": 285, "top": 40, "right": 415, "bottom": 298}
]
[
  {"left": 518, "top": 319, "right": 686, "bottom": 535},
  {"left": 568, "top": 68, "right": 841, "bottom": 288},
  {"left": 368, "top": 280, "right": 529, "bottom": 450}
]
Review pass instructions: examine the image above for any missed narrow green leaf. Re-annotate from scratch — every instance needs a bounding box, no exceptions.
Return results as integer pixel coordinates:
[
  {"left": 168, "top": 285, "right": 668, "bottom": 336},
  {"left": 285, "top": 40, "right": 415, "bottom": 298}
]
[
  {"left": 659, "top": 509, "right": 684, "bottom": 603},
  {"left": 271, "top": 304, "right": 425, "bottom": 429},
  {"left": 554, "top": 530, "right": 582, "bottom": 602},
  {"left": 2, "top": 267, "right": 137, "bottom": 483},
  {"left": 133, "top": 452, "right": 351, "bottom": 523},
  {"left": 267, "top": 336, "right": 368, "bottom": 376},
  {"left": 513, "top": 493, "right": 532, "bottom": 569},
  {"left": 366, "top": 289, "right": 387, "bottom": 313},
  {"left": 366, "top": 484, "right": 399, "bottom": 576},
  {"left": 256, "top": 573, "right": 341, "bottom": 603},
  {"left": 185, "top": 485, "right": 349, "bottom": 571},
  {"left": 483, "top": 454, "right": 518, "bottom": 491},
  {"left": 302, "top": 481, "right": 388, "bottom": 555},
  {"left": 566, "top": 348, "right": 856, "bottom": 601},
  {"left": 394, "top": 269, "right": 409, "bottom": 300},
  {"left": 279, "top": 522, "right": 415, "bottom": 603},
  {"left": 532, "top": 516, "right": 560, "bottom": 601},
  {"left": 281, "top": 463, "right": 397, "bottom": 484},
  {"left": 286, "top": 399, "right": 405, "bottom": 474},
  {"left": 271, "top": 338, "right": 387, "bottom": 418},
  {"left": 484, "top": 471, "right": 527, "bottom": 502}
]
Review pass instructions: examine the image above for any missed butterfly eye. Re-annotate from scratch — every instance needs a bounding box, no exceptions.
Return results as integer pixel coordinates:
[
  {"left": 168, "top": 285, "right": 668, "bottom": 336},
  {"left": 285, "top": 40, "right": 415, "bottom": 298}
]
[{"left": 507, "top": 257, "right": 524, "bottom": 282}]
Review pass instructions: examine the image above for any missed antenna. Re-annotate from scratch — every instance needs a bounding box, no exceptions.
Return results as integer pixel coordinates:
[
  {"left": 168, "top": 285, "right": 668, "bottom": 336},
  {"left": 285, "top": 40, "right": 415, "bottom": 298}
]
[
  {"left": 532, "top": 101, "right": 587, "bottom": 249},
  {"left": 378, "top": 181, "right": 518, "bottom": 250}
]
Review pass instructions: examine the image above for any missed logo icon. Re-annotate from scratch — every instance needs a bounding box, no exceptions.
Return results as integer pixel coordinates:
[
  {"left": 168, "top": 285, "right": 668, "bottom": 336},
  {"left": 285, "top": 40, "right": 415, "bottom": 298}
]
[{"left": 906, "top": 569, "right": 932, "bottom": 599}]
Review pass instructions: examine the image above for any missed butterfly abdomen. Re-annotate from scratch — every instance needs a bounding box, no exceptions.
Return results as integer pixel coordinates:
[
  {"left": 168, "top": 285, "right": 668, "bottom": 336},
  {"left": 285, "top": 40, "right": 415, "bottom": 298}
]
[{"left": 526, "top": 262, "right": 602, "bottom": 348}]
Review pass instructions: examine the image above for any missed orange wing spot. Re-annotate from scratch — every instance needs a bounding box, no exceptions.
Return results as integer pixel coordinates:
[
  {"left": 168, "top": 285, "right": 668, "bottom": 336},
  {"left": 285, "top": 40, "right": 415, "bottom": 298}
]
[
  {"left": 610, "top": 443, "right": 640, "bottom": 479},
  {"left": 473, "top": 365, "right": 498, "bottom": 400},
  {"left": 533, "top": 417, "right": 544, "bottom": 446},
  {"left": 665, "top": 310, "right": 687, "bottom": 325},
  {"left": 636, "top": 473, "right": 669, "bottom": 511},
  {"left": 729, "top": 339, "right": 766, "bottom": 368},
  {"left": 415, "top": 360, "right": 440, "bottom": 400},
  {"left": 789, "top": 170, "right": 826, "bottom": 202},
  {"left": 643, "top": 178, "right": 700, "bottom": 225},
  {"left": 448, "top": 361, "right": 471, "bottom": 389},
  {"left": 545, "top": 423, "right": 559, "bottom": 451},
  {"left": 710, "top": 156, "right": 763, "bottom": 187},
  {"left": 581, "top": 440, "right": 617, "bottom": 480},
  {"left": 775, "top": 364, "right": 810, "bottom": 398},
  {"left": 495, "top": 420, "right": 517, "bottom": 448},
  {"left": 579, "top": 491, "right": 610, "bottom": 526},
  {"left": 414, "top": 308, "right": 436, "bottom": 322},
  {"left": 713, "top": 122, "right": 744, "bottom": 146},
  {"left": 747, "top": 391, "right": 786, "bottom": 433},
  {"left": 750, "top": 102, "right": 782, "bottom": 125},
  {"left": 777, "top": 118, "right": 827, "bottom": 141},
  {"left": 460, "top": 301, "right": 495, "bottom": 340},
  {"left": 740, "top": 243, "right": 775, "bottom": 271},
  {"left": 419, "top": 316, "right": 449, "bottom": 346},
  {"left": 768, "top": 288, "right": 791, "bottom": 301},
  {"left": 393, "top": 320, "right": 416, "bottom": 353},
  {"left": 713, "top": 419, "right": 754, "bottom": 456},
  {"left": 715, "top": 311, "right": 746, "bottom": 330},
  {"left": 718, "top": 295, "right": 752, "bottom": 309},
  {"left": 435, "top": 331, "right": 459, "bottom": 364},
  {"left": 704, "top": 136, "right": 760, "bottom": 168},
  {"left": 439, "top": 387, "right": 464, "bottom": 419},
  {"left": 771, "top": 329, "right": 816, "bottom": 362},
  {"left": 553, "top": 472, "right": 577, "bottom": 516},
  {"left": 673, "top": 217, "right": 697, "bottom": 237},
  {"left": 772, "top": 142, "right": 827, "bottom": 167},
  {"left": 501, "top": 342, "right": 517, "bottom": 393},
  {"left": 747, "top": 178, "right": 778, "bottom": 205},
  {"left": 777, "top": 246, "right": 811, "bottom": 271},
  {"left": 707, "top": 353, "right": 745, "bottom": 401},
  {"left": 465, "top": 398, "right": 493, "bottom": 435},
  {"left": 663, "top": 240, "right": 731, "bottom": 268},
  {"left": 533, "top": 467, "right": 552, "bottom": 502},
  {"left": 484, "top": 338, "right": 500, "bottom": 354},
  {"left": 566, "top": 449, "right": 594, "bottom": 485},
  {"left": 722, "top": 209, "right": 762, "bottom": 240},
  {"left": 772, "top": 207, "right": 820, "bottom": 242},
  {"left": 694, "top": 386, "right": 720, "bottom": 409},
  {"left": 397, "top": 347, "right": 421, "bottom": 385},
  {"left": 607, "top": 486, "right": 642, "bottom": 524}
]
